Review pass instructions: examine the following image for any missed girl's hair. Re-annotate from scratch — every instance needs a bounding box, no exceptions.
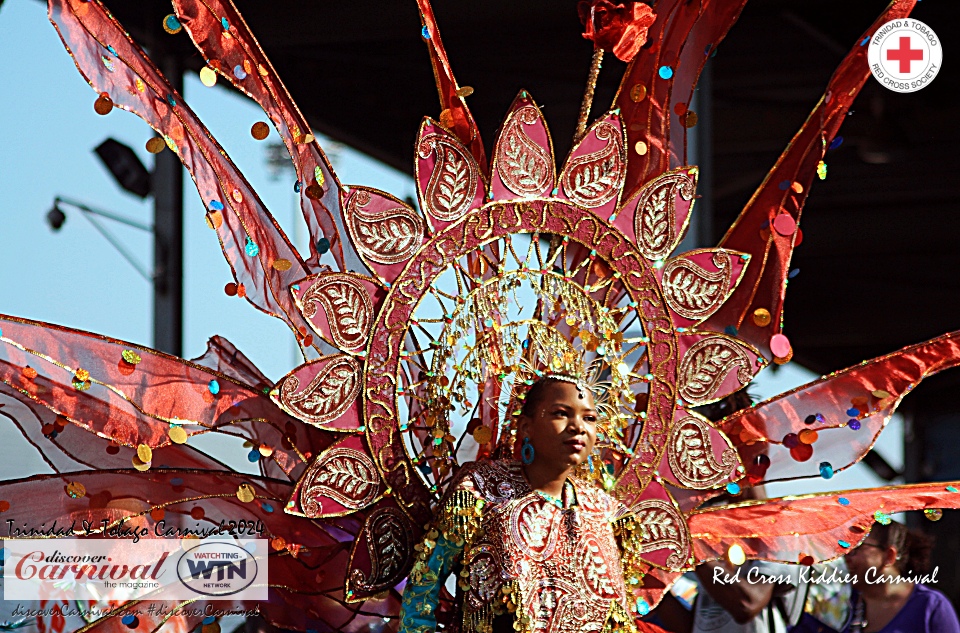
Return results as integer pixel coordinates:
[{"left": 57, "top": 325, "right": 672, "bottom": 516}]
[
  {"left": 519, "top": 375, "right": 578, "bottom": 419},
  {"left": 870, "top": 520, "right": 934, "bottom": 576}
]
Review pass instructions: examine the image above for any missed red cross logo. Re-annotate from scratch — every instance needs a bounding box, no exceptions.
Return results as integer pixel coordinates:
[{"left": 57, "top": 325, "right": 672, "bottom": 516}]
[{"left": 886, "top": 36, "right": 924, "bottom": 73}]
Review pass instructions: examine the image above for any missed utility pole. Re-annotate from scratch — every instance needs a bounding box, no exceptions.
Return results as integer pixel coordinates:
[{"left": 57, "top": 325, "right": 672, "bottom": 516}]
[{"left": 152, "top": 52, "right": 184, "bottom": 357}]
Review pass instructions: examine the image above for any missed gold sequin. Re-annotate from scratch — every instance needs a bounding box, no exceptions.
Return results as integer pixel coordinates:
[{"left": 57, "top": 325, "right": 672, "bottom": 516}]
[
  {"left": 146, "top": 137, "right": 165, "bottom": 154},
  {"left": 472, "top": 426, "right": 492, "bottom": 444},
  {"left": 752, "top": 308, "right": 771, "bottom": 327},
  {"left": 237, "top": 483, "right": 256, "bottom": 503},
  {"left": 206, "top": 210, "right": 223, "bottom": 230},
  {"left": 634, "top": 141, "right": 648, "bottom": 156},
  {"left": 94, "top": 94, "right": 113, "bottom": 115},
  {"left": 251, "top": 121, "right": 270, "bottom": 140},
  {"left": 456, "top": 86, "right": 474, "bottom": 97},
  {"left": 168, "top": 426, "right": 188, "bottom": 444},
  {"left": 65, "top": 482, "right": 86, "bottom": 498},
  {"left": 200, "top": 66, "right": 218, "bottom": 87},
  {"left": 630, "top": 84, "right": 647, "bottom": 102},
  {"left": 137, "top": 444, "right": 153, "bottom": 463}
]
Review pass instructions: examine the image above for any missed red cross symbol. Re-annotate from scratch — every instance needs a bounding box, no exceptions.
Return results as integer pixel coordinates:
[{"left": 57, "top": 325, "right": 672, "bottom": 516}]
[{"left": 887, "top": 36, "right": 924, "bottom": 73}]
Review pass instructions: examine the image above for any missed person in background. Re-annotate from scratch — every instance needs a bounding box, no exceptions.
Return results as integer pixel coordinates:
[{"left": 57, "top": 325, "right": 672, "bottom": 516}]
[
  {"left": 841, "top": 520, "right": 960, "bottom": 633},
  {"left": 651, "top": 391, "right": 807, "bottom": 633}
]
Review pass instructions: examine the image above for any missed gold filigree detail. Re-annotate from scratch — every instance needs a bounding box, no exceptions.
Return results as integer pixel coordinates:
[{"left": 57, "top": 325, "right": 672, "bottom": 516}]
[
  {"left": 561, "top": 120, "right": 625, "bottom": 209},
  {"left": 510, "top": 497, "right": 561, "bottom": 562},
  {"left": 299, "top": 446, "right": 381, "bottom": 516},
  {"left": 279, "top": 356, "right": 361, "bottom": 426},
  {"left": 619, "top": 498, "right": 690, "bottom": 569},
  {"left": 348, "top": 506, "right": 413, "bottom": 593},
  {"left": 662, "top": 250, "right": 733, "bottom": 322},
  {"left": 631, "top": 171, "right": 696, "bottom": 261},
  {"left": 301, "top": 274, "right": 373, "bottom": 352},
  {"left": 418, "top": 132, "right": 479, "bottom": 222},
  {"left": 495, "top": 105, "right": 553, "bottom": 196},
  {"left": 668, "top": 414, "right": 739, "bottom": 489},
  {"left": 346, "top": 188, "right": 424, "bottom": 265},
  {"left": 678, "top": 336, "right": 754, "bottom": 406}
]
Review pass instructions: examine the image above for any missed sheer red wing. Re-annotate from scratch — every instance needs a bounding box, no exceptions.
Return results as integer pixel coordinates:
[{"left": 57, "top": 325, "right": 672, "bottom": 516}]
[
  {"left": 417, "top": 0, "right": 487, "bottom": 172},
  {"left": 689, "top": 482, "right": 960, "bottom": 565},
  {"left": 170, "top": 0, "right": 352, "bottom": 273},
  {"left": 616, "top": 0, "right": 750, "bottom": 198},
  {"left": 0, "top": 470, "right": 398, "bottom": 632},
  {"left": 48, "top": 0, "right": 318, "bottom": 355},
  {"left": 703, "top": 0, "right": 917, "bottom": 358},
  {"left": 723, "top": 332, "right": 960, "bottom": 486},
  {"left": 0, "top": 315, "right": 326, "bottom": 481}
]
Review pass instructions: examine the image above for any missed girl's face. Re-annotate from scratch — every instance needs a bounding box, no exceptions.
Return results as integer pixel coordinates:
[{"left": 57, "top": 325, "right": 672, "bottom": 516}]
[{"left": 519, "top": 381, "right": 598, "bottom": 470}]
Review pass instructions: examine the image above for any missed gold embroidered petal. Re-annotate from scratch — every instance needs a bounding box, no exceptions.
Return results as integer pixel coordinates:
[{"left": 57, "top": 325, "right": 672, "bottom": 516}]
[
  {"left": 491, "top": 94, "right": 555, "bottom": 199},
  {"left": 274, "top": 355, "right": 362, "bottom": 427},
  {"left": 625, "top": 167, "right": 698, "bottom": 261},
  {"left": 560, "top": 114, "right": 626, "bottom": 210},
  {"left": 416, "top": 121, "right": 483, "bottom": 224},
  {"left": 292, "top": 440, "right": 383, "bottom": 518},
  {"left": 294, "top": 273, "right": 375, "bottom": 353},
  {"left": 344, "top": 187, "right": 425, "bottom": 267},
  {"left": 666, "top": 411, "right": 741, "bottom": 489},
  {"left": 677, "top": 334, "right": 762, "bottom": 406},
  {"left": 662, "top": 248, "right": 748, "bottom": 325},
  {"left": 346, "top": 503, "right": 414, "bottom": 598}
]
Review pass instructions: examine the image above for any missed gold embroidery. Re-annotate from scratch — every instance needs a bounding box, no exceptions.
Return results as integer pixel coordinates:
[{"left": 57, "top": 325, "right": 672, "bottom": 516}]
[
  {"left": 278, "top": 355, "right": 360, "bottom": 426},
  {"left": 418, "top": 131, "right": 480, "bottom": 222},
  {"left": 561, "top": 119, "right": 626, "bottom": 209},
  {"left": 677, "top": 336, "right": 754, "bottom": 406},
  {"left": 346, "top": 188, "right": 424, "bottom": 264},
  {"left": 298, "top": 446, "right": 381, "bottom": 516},
  {"left": 347, "top": 506, "right": 413, "bottom": 593},
  {"left": 300, "top": 273, "right": 373, "bottom": 352},
  {"left": 618, "top": 498, "right": 691, "bottom": 570},
  {"left": 662, "top": 250, "right": 733, "bottom": 322},
  {"left": 495, "top": 105, "right": 554, "bottom": 197},
  {"left": 630, "top": 169, "right": 696, "bottom": 261},
  {"left": 667, "top": 414, "right": 740, "bottom": 489}
]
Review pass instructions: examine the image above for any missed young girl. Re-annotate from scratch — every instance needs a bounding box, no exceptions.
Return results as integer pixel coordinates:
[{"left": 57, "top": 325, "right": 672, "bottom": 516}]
[{"left": 399, "top": 375, "right": 667, "bottom": 633}]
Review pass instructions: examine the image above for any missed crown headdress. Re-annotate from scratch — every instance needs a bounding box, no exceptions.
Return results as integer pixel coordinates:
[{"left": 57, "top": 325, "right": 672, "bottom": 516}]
[{"left": 1, "top": 0, "right": 960, "bottom": 631}]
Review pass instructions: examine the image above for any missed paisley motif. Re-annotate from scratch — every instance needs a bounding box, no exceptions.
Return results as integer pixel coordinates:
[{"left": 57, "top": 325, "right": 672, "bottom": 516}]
[
  {"left": 626, "top": 498, "right": 690, "bottom": 569},
  {"left": 466, "top": 549, "right": 501, "bottom": 602},
  {"left": 495, "top": 105, "right": 553, "bottom": 197},
  {"left": 668, "top": 414, "right": 739, "bottom": 489},
  {"left": 299, "top": 446, "right": 381, "bottom": 516},
  {"left": 349, "top": 506, "right": 413, "bottom": 593},
  {"left": 510, "top": 497, "right": 561, "bottom": 561},
  {"left": 560, "top": 120, "right": 625, "bottom": 209},
  {"left": 345, "top": 188, "right": 424, "bottom": 264},
  {"left": 662, "top": 250, "right": 733, "bottom": 322},
  {"left": 678, "top": 336, "right": 755, "bottom": 406},
  {"left": 577, "top": 535, "right": 620, "bottom": 599},
  {"left": 300, "top": 274, "right": 373, "bottom": 352},
  {"left": 632, "top": 171, "right": 696, "bottom": 261},
  {"left": 278, "top": 355, "right": 361, "bottom": 426},
  {"left": 418, "top": 132, "right": 479, "bottom": 222}
]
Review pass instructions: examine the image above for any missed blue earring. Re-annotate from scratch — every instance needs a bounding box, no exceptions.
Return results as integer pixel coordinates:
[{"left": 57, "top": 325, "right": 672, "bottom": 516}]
[{"left": 521, "top": 437, "right": 535, "bottom": 465}]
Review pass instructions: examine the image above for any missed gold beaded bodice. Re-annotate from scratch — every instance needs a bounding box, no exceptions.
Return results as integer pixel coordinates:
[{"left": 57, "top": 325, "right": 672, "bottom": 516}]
[{"left": 408, "top": 460, "right": 639, "bottom": 633}]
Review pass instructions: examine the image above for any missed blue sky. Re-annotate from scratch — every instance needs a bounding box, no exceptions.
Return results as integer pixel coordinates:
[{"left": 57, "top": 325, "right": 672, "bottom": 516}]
[{"left": 0, "top": 0, "right": 901, "bottom": 492}]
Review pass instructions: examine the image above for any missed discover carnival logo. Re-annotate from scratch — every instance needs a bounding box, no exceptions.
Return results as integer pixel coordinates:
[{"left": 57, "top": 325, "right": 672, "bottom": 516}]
[
  {"left": 3, "top": 539, "right": 267, "bottom": 601},
  {"left": 868, "top": 18, "right": 941, "bottom": 93}
]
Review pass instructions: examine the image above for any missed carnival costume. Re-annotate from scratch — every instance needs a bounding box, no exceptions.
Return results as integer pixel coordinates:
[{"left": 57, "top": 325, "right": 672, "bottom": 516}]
[{"left": 3, "top": 0, "right": 960, "bottom": 632}]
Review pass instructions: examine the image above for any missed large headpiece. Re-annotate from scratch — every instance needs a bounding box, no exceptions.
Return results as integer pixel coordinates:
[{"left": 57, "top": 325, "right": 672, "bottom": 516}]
[{"left": 3, "top": 1, "right": 960, "bottom": 632}]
